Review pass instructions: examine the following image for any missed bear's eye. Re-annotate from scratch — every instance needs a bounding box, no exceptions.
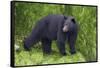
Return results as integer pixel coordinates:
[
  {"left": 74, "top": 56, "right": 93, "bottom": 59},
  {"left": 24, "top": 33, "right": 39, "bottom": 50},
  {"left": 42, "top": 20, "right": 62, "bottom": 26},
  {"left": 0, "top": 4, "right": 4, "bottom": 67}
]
[{"left": 64, "top": 23, "right": 68, "bottom": 26}]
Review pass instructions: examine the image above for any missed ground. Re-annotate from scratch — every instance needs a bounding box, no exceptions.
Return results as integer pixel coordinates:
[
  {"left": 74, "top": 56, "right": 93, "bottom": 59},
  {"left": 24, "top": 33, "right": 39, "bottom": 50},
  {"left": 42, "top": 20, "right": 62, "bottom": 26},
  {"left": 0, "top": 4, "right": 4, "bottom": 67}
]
[{"left": 15, "top": 41, "right": 86, "bottom": 66}]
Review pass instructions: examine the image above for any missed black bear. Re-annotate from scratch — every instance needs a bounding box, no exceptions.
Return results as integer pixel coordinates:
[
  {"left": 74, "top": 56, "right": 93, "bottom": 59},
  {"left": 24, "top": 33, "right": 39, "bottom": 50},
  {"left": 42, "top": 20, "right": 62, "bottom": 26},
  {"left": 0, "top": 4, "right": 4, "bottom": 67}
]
[{"left": 24, "top": 14, "right": 78, "bottom": 55}]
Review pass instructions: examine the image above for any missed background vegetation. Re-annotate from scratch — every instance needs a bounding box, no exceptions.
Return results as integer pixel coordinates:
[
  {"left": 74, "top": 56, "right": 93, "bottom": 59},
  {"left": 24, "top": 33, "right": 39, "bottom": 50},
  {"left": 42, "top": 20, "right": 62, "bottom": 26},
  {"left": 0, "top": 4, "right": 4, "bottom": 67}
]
[{"left": 14, "top": 2, "right": 97, "bottom": 66}]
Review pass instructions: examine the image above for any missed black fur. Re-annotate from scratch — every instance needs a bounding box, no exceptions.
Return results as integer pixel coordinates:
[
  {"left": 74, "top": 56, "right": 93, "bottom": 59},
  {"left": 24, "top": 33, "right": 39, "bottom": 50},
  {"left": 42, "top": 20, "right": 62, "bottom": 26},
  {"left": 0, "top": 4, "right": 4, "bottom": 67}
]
[{"left": 24, "top": 14, "right": 78, "bottom": 55}]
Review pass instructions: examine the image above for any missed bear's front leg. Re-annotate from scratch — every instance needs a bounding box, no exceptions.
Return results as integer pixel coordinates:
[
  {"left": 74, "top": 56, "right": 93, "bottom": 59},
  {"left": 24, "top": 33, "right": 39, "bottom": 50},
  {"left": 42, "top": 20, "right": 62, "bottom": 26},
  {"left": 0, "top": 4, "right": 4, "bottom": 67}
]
[
  {"left": 57, "top": 33, "right": 67, "bottom": 56},
  {"left": 68, "top": 32, "right": 77, "bottom": 54},
  {"left": 57, "top": 41, "right": 66, "bottom": 56}
]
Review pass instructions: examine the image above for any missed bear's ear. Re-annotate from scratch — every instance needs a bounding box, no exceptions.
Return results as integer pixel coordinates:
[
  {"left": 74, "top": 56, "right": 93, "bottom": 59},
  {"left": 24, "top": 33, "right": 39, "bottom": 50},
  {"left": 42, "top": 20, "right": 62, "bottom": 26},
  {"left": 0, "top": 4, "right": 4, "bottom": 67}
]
[
  {"left": 64, "top": 16, "right": 67, "bottom": 19},
  {"left": 71, "top": 18, "right": 76, "bottom": 23}
]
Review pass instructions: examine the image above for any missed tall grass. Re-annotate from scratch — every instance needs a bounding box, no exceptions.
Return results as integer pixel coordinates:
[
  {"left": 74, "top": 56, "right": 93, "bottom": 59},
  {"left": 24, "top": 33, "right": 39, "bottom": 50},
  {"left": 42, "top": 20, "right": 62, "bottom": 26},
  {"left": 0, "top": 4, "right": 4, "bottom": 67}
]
[{"left": 72, "top": 6, "right": 97, "bottom": 61}]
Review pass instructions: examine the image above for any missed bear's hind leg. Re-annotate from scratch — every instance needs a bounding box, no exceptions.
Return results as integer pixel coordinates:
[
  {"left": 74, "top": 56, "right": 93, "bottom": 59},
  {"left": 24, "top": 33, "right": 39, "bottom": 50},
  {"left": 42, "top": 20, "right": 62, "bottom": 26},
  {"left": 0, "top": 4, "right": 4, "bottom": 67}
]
[{"left": 41, "top": 39, "right": 52, "bottom": 55}]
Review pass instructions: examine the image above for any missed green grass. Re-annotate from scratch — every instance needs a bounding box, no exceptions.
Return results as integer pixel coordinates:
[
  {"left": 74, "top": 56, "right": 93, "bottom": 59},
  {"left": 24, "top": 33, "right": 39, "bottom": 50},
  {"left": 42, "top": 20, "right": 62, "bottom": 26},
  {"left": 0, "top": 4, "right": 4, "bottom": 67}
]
[
  {"left": 15, "top": 42, "right": 86, "bottom": 66},
  {"left": 15, "top": 49, "right": 86, "bottom": 66}
]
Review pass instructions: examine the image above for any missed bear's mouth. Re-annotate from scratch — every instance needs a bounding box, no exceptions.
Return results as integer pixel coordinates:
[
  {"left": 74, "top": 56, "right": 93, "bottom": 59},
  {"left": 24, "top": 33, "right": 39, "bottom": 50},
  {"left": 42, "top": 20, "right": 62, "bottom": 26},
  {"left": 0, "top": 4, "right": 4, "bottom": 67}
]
[{"left": 62, "top": 25, "right": 68, "bottom": 32}]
